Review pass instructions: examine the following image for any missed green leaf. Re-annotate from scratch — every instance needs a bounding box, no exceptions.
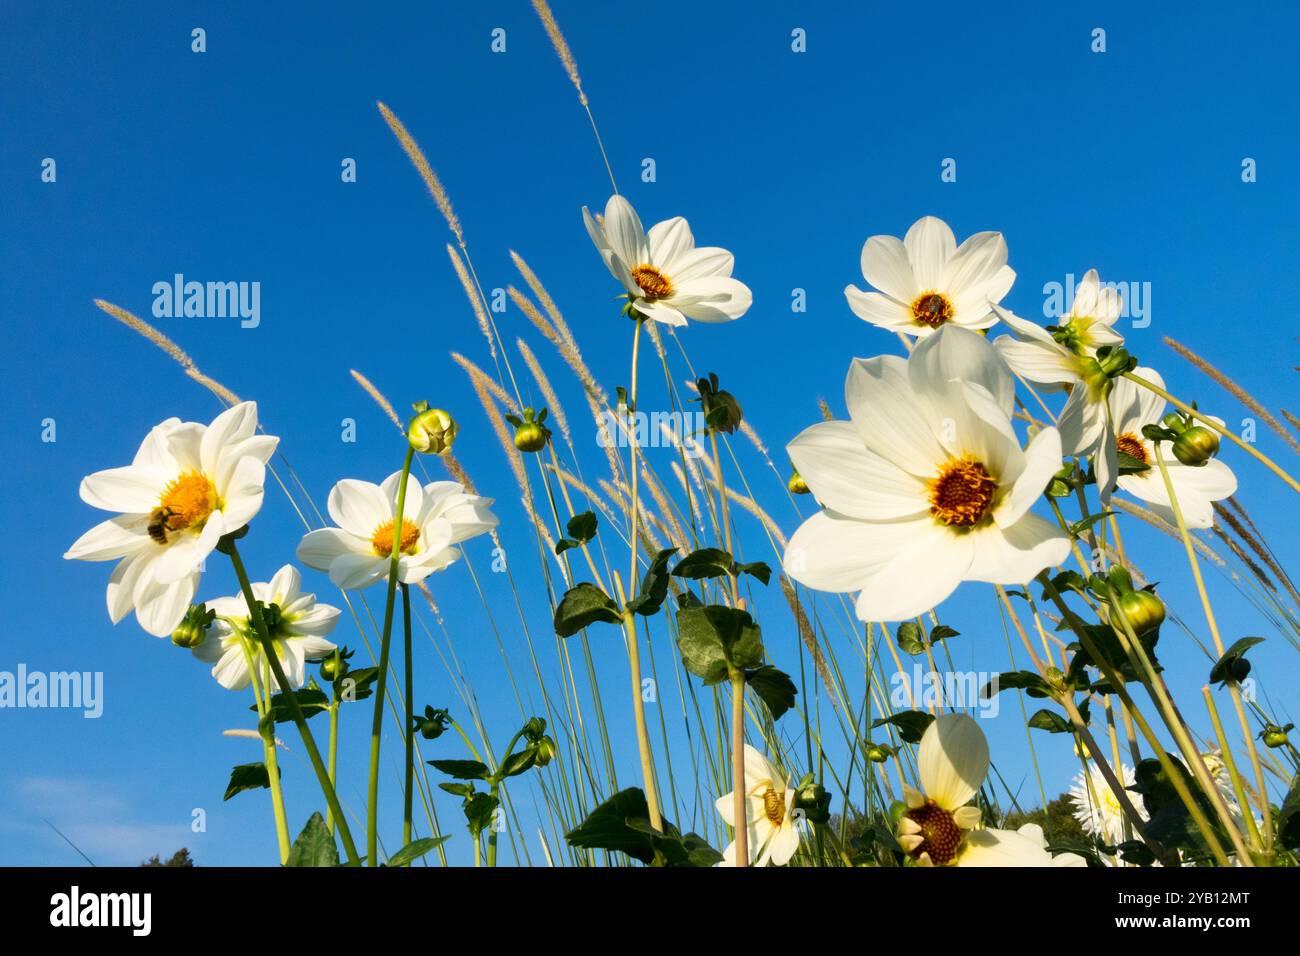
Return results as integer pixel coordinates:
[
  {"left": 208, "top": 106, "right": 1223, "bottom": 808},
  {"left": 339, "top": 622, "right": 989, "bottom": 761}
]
[
  {"left": 285, "top": 812, "right": 339, "bottom": 867},
  {"left": 437, "top": 782, "right": 473, "bottom": 797},
  {"left": 556, "top": 511, "right": 599, "bottom": 555},
  {"left": 565, "top": 788, "right": 720, "bottom": 867},
  {"left": 869, "top": 710, "right": 935, "bottom": 745},
  {"left": 337, "top": 666, "right": 379, "bottom": 703},
  {"left": 675, "top": 604, "right": 764, "bottom": 684},
  {"left": 745, "top": 665, "right": 797, "bottom": 720},
  {"left": 981, "top": 670, "right": 1053, "bottom": 699},
  {"left": 385, "top": 835, "right": 450, "bottom": 867},
  {"left": 929, "top": 625, "right": 960, "bottom": 643},
  {"left": 671, "top": 547, "right": 734, "bottom": 581},
  {"left": 428, "top": 759, "right": 491, "bottom": 780},
  {"left": 625, "top": 548, "right": 678, "bottom": 617},
  {"left": 896, "top": 622, "right": 926, "bottom": 655},
  {"left": 1278, "top": 775, "right": 1300, "bottom": 852},
  {"left": 1027, "top": 708, "right": 1072, "bottom": 734},
  {"left": 463, "top": 791, "right": 499, "bottom": 838},
  {"left": 735, "top": 561, "right": 772, "bottom": 586},
  {"left": 553, "top": 582, "right": 622, "bottom": 637},
  {"left": 1068, "top": 511, "right": 1114, "bottom": 538},
  {"left": 224, "top": 762, "right": 273, "bottom": 801},
  {"left": 252, "top": 682, "right": 330, "bottom": 723},
  {"left": 1117, "top": 451, "right": 1150, "bottom": 475},
  {"left": 498, "top": 748, "right": 538, "bottom": 779},
  {"left": 1209, "top": 636, "right": 1264, "bottom": 686}
]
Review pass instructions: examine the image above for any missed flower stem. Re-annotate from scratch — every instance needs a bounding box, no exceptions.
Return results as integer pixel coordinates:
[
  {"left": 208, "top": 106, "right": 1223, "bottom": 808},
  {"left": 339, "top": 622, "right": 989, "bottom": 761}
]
[
  {"left": 729, "top": 668, "right": 748, "bottom": 867},
  {"left": 1123, "top": 370, "right": 1300, "bottom": 494},
  {"left": 618, "top": 315, "right": 663, "bottom": 831},
  {"left": 244, "top": 643, "right": 290, "bottom": 862},
  {"left": 226, "top": 540, "right": 360, "bottom": 865},
  {"left": 402, "top": 581, "right": 414, "bottom": 857},
  {"left": 1153, "top": 445, "right": 1273, "bottom": 849},
  {"left": 612, "top": 572, "right": 662, "bottom": 831},
  {"left": 367, "top": 444, "right": 417, "bottom": 865}
]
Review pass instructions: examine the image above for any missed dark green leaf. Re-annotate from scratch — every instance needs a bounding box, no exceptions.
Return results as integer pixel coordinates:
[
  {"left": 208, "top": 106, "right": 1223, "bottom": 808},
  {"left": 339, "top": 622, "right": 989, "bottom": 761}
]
[
  {"left": 1209, "top": 636, "right": 1264, "bottom": 686},
  {"left": 735, "top": 561, "right": 772, "bottom": 586},
  {"left": 498, "top": 748, "right": 538, "bottom": 779},
  {"left": 869, "top": 710, "right": 935, "bottom": 745},
  {"left": 1027, "top": 708, "right": 1072, "bottom": 734},
  {"left": 285, "top": 812, "right": 338, "bottom": 867},
  {"left": 224, "top": 762, "right": 273, "bottom": 801},
  {"left": 428, "top": 759, "right": 490, "bottom": 780},
  {"left": 981, "top": 671, "right": 1053, "bottom": 699},
  {"left": 675, "top": 604, "right": 764, "bottom": 684},
  {"left": 252, "top": 682, "right": 330, "bottom": 723},
  {"left": 553, "top": 582, "right": 622, "bottom": 637},
  {"left": 385, "top": 835, "right": 450, "bottom": 867},
  {"left": 671, "top": 547, "right": 734, "bottom": 581},
  {"left": 745, "top": 665, "right": 797, "bottom": 720},
  {"left": 625, "top": 548, "right": 678, "bottom": 617},
  {"left": 337, "top": 666, "right": 379, "bottom": 703}
]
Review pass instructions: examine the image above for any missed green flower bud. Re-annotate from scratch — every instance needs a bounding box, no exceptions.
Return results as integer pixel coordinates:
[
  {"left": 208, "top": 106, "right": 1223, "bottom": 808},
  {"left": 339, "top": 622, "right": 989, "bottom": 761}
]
[
  {"left": 1160, "top": 411, "right": 1189, "bottom": 436},
  {"left": 1262, "top": 726, "right": 1289, "bottom": 749},
  {"left": 866, "top": 743, "right": 891, "bottom": 764},
  {"left": 1172, "top": 425, "right": 1220, "bottom": 466},
  {"left": 1110, "top": 589, "right": 1165, "bottom": 636},
  {"left": 172, "top": 603, "right": 215, "bottom": 649},
  {"left": 695, "top": 373, "right": 744, "bottom": 434},
  {"left": 318, "top": 646, "right": 353, "bottom": 682},
  {"left": 787, "top": 469, "right": 809, "bottom": 495},
  {"left": 507, "top": 407, "right": 552, "bottom": 454},
  {"left": 793, "top": 782, "right": 831, "bottom": 825},
  {"left": 414, "top": 706, "right": 450, "bottom": 740},
  {"left": 407, "top": 402, "right": 457, "bottom": 455},
  {"left": 533, "top": 735, "right": 557, "bottom": 767},
  {"left": 522, "top": 716, "right": 547, "bottom": 743}
]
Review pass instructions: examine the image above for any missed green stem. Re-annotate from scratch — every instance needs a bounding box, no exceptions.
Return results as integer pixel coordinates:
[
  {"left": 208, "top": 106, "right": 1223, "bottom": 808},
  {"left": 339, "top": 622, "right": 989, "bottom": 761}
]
[
  {"left": 225, "top": 540, "right": 359, "bottom": 865},
  {"left": 1123, "top": 370, "right": 1300, "bottom": 494},
  {"left": 367, "top": 445, "right": 417, "bottom": 865},
  {"left": 402, "top": 582, "right": 414, "bottom": 856},
  {"left": 729, "top": 669, "right": 748, "bottom": 867},
  {"left": 245, "top": 642, "right": 290, "bottom": 862}
]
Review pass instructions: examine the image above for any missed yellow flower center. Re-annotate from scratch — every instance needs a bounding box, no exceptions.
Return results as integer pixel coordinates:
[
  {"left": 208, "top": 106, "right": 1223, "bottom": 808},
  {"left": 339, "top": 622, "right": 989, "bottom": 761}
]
[
  {"left": 904, "top": 800, "right": 962, "bottom": 865},
  {"left": 148, "top": 471, "right": 218, "bottom": 544},
  {"left": 631, "top": 264, "right": 673, "bottom": 300},
  {"left": 763, "top": 788, "right": 786, "bottom": 826},
  {"left": 910, "top": 290, "right": 954, "bottom": 329},
  {"left": 1117, "top": 433, "right": 1148, "bottom": 471},
  {"left": 929, "top": 457, "right": 997, "bottom": 528},
  {"left": 371, "top": 518, "right": 420, "bottom": 558}
]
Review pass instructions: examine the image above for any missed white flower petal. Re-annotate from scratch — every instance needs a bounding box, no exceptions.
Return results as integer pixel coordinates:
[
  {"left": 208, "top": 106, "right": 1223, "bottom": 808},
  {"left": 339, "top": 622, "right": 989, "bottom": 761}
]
[
  {"left": 845, "top": 286, "right": 914, "bottom": 329},
  {"left": 647, "top": 216, "right": 693, "bottom": 267},
  {"left": 903, "top": 216, "right": 955, "bottom": 290},
  {"left": 786, "top": 421, "right": 927, "bottom": 520},
  {"left": 327, "top": 479, "right": 390, "bottom": 538},
  {"left": 859, "top": 234, "right": 917, "bottom": 302},
  {"left": 968, "top": 512, "right": 1070, "bottom": 584},
  {"left": 133, "top": 571, "right": 198, "bottom": 637},
  {"left": 65, "top": 515, "right": 151, "bottom": 562},
  {"left": 852, "top": 520, "right": 973, "bottom": 621},
  {"left": 200, "top": 402, "right": 260, "bottom": 477},
  {"left": 844, "top": 356, "right": 947, "bottom": 477},
  {"left": 918, "top": 713, "right": 989, "bottom": 810},
  {"left": 296, "top": 527, "right": 367, "bottom": 571},
  {"left": 79, "top": 465, "right": 165, "bottom": 513},
  {"left": 996, "top": 426, "right": 1063, "bottom": 528}
]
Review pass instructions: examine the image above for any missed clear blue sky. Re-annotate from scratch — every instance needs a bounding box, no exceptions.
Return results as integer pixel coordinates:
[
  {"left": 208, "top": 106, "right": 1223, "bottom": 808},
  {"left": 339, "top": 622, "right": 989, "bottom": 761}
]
[{"left": 2, "top": 0, "right": 1297, "bottom": 865}]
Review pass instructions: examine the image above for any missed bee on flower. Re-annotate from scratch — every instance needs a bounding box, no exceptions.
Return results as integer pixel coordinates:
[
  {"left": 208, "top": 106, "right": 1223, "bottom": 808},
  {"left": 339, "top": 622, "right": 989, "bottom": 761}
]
[{"left": 64, "top": 402, "right": 277, "bottom": 637}]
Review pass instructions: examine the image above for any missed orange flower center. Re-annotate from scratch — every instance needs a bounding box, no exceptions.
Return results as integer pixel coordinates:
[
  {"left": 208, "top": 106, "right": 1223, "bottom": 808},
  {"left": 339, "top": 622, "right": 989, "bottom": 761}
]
[
  {"left": 148, "top": 471, "right": 218, "bottom": 543},
  {"left": 371, "top": 518, "right": 421, "bottom": 558},
  {"left": 763, "top": 788, "right": 786, "bottom": 826},
  {"left": 631, "top": 264, "right": 673, "bottom": 300},
  {"left": 904, "top": 800, "right": 962, "bottom": 865},
  {"left": 911, "top": 290, "right": 954, "bottom": 328},
  {"left": 929, "top": 457, "right": 997, "bottom": 528}
]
